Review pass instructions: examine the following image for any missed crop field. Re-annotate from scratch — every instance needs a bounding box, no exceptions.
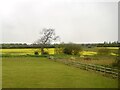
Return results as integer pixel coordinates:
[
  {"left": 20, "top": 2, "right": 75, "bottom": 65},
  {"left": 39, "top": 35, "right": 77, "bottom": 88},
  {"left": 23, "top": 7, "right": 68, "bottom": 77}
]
[
  {"left": 0, "top": 48, "right": 54, "bottom": 55},
  {"left": 0, "top": 47, "right": 118, "bottom": 67},
  {"left": 0, "top": 47, "right": 118, "bottom": 56},
  {"left": 2, "top": 57, "right": 118, "bottom": 88},
  {"left": 1, "top": 47, "right": 118, "bottom": 66}
]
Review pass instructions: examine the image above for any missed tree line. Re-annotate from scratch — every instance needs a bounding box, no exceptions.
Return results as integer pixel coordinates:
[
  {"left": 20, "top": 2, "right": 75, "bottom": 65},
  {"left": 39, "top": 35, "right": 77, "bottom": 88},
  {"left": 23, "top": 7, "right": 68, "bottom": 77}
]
[
  {"left": 1, "top": 41, "right": 119, "bottom": 49},
  {"left": 1, "top": 43, "right": 55, "bottom": 49}
]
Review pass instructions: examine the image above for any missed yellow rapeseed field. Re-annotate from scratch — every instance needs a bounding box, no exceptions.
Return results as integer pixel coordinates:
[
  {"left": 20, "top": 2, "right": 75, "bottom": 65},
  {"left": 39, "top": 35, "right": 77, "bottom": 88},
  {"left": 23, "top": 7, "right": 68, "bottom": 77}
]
[
  {"left": 0, "top": 48, "right": 55, "bottom": 55},
  {"left": 0, "top": 48, "right": 117, "bottom": 56},
  {"left": 97, "top": 47, "right": 119, "bottom": 50},
  {"left": 80, "top": 51, "right": 97, "bottom": 56}
]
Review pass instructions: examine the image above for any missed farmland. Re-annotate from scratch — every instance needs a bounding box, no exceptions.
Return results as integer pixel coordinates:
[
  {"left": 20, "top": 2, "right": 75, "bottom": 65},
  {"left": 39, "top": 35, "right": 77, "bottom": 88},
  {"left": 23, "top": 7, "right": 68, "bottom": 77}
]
[
  {"left": 0, "top": 48, "right": 54, "bottom": 55},
  {"left": 1, "top": 47, "right": 119, "bottom": 88},
  {"left": 1, "top": 47, "right": 118, "bottom": 66},
  {"left": 2, "top": 57, "right": 118, "bottom": 88},
  {"left": 0, "top": 47, "right": 118, "bottom": 56}
]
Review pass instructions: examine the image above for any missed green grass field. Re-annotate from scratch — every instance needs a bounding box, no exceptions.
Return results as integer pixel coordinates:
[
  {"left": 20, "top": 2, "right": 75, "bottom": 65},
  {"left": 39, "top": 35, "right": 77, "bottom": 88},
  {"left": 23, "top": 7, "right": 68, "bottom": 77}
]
[{"left": 2, "top": 57, "right": 118, "bottom": 88}]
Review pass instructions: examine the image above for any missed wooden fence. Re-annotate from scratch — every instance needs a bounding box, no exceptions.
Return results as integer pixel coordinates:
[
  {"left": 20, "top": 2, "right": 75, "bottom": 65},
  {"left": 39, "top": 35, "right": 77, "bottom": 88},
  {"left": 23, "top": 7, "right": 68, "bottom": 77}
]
[{"left": 51, "top": 59, "right": 119, "bottom": 78}]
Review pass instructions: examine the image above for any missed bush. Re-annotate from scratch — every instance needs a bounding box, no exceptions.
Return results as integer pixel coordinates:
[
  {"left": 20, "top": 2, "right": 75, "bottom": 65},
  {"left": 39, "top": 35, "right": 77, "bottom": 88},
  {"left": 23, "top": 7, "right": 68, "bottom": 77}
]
[
  {"left": 43, "top": 51, "right": 49, "bottom": 55},
  {"left": 63, "top": 44, "right": 82, "bottom": 55},
  {"left": 34, "top": 51, "right": 39, "bottom": 55},
  {"left": 63, "top": 47, "right": 72, "bottom": 55}
]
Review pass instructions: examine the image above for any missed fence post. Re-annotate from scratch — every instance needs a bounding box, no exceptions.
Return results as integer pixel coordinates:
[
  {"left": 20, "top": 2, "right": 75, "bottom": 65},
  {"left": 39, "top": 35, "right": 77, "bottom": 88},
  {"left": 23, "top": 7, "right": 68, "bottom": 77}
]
[{"left": 85, "top": 64, "right": 88, "bottom": 70}]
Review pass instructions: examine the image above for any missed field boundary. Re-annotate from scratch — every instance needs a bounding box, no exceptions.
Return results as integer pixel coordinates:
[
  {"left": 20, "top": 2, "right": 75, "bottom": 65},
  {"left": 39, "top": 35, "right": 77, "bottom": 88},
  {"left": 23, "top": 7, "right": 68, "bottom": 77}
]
[{"left": 52, "top": 59, "right": 119, "bottom": 79}]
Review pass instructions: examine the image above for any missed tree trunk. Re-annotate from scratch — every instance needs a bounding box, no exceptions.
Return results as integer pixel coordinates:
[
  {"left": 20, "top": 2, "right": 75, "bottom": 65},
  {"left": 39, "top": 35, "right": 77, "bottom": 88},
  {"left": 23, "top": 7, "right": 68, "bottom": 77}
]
[{"left": 41, "top": 46, "right": 44, "bottom": 55}]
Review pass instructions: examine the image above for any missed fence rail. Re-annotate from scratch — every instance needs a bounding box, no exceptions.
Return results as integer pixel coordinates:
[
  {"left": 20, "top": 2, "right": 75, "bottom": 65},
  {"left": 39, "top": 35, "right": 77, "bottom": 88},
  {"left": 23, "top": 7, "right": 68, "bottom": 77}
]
[{"left": 52, "top": 59, "right": 119, "bottom": 78}]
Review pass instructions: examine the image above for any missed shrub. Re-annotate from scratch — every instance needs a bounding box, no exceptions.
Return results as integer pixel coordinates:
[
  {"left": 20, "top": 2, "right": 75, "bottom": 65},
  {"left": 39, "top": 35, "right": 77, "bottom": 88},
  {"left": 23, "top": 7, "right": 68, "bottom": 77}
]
[
  {"left": 63, "top": 47, "right": 72, "bottom": 55},
  {"left": 43, "top": 51, "right": 49, "bottom": 55},
  {"left": 63, "top": 44, "right": 82, "bottom": 55},
  {"left": 34, "top": 51, "right": 39, "bottom": 55}
]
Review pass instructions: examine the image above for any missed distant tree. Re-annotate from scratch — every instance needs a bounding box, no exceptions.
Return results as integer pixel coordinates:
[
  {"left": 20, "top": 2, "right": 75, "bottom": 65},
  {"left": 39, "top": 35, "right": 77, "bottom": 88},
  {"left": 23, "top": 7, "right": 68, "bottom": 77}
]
[{"left": 36, "top": 28, "right": 59, "bottom": 55}]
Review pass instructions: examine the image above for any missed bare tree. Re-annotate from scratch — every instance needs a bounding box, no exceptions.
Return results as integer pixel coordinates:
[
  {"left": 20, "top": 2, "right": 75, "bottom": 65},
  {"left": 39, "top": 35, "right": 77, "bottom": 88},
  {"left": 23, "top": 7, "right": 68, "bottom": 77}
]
[{"left": 36, "top": 28, "right": 59, "bottom": 55}]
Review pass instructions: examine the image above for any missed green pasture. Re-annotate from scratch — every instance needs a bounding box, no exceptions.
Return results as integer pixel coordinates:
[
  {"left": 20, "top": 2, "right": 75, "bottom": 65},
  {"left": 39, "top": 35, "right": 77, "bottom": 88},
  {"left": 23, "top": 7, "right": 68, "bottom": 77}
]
[{"left": 2, "top": 57, "right": 118, "bottom": 88}]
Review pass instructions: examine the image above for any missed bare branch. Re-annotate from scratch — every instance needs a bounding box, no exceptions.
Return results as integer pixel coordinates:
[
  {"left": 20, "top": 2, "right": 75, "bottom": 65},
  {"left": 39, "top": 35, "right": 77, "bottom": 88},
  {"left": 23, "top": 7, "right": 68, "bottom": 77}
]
[{"left": 36, "top": 28, "right": 60, "bottom": 55}]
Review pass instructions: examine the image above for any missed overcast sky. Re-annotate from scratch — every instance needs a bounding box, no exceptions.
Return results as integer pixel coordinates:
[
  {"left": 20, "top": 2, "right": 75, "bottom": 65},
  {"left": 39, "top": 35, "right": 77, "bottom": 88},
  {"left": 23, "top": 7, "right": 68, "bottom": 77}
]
[{"left": 0, "top": 0, "right": 118, "bottom": 44}]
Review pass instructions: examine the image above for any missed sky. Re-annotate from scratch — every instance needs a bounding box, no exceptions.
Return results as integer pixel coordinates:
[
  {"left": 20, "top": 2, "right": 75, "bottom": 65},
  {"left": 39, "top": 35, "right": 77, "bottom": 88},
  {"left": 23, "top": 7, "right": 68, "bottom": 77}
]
[{"left": 0, "top": 0, "right": 118, "bottom": 44}]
